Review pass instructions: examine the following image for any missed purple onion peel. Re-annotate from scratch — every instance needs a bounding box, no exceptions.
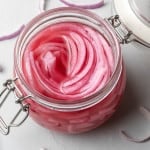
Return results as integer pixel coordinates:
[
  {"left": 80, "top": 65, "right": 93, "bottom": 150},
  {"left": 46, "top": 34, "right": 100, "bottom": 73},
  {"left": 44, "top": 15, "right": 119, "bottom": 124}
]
[
  {"left": 59, "top": 0, "right": 104, "bottom": 9},
  {"left": 0, "top": 25, "right": 25, "bottom": 42}
]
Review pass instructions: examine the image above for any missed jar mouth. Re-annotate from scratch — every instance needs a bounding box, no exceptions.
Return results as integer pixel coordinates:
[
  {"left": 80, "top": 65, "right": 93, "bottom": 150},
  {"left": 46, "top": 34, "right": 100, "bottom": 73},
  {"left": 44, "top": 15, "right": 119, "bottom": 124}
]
[{"left": 14, "top": 7, "right": 122, "bottom": 111}]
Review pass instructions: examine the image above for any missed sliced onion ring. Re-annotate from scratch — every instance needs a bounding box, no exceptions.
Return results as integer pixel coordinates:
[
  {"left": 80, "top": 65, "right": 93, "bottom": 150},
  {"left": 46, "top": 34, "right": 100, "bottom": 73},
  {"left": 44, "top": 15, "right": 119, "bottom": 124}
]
[
  {"left": 121, "top": 106, "right": 150, "bottom": 143},
  {"left": 0, "top": 25, "right": 25, "bottom": 41},
  {"left": 59, "top": 0, "right": 104, "bottom": 9},
  {"left": 0, "top": 0, "right": 45, "bottom": 42},
  {"left": 121, "top": 130, "right": 150, "bottom": 143}
]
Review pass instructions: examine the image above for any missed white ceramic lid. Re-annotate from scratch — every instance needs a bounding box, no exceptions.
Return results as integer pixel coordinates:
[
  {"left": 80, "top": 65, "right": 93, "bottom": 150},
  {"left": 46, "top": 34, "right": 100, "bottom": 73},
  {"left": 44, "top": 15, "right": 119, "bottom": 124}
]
[{"left": 113, "top": 0, "right": 150, "bottom": 47}]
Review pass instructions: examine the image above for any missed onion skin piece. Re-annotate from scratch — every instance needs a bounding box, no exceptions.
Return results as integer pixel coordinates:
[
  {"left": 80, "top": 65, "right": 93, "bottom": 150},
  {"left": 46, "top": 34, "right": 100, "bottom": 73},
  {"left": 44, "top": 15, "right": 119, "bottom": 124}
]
[
  {"left": 0, "top": 25, "right": 25, "bottom": 41},
  {"left": 59, "top": 0, "right": 105, "bottom": 9}
]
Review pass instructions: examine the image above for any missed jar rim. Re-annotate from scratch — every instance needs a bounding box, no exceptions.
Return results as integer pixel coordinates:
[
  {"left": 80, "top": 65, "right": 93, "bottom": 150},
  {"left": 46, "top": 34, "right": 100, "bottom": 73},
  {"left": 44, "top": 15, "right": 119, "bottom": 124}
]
[{"left": 14, "top": 7, "right": 122, "bottom": 111}]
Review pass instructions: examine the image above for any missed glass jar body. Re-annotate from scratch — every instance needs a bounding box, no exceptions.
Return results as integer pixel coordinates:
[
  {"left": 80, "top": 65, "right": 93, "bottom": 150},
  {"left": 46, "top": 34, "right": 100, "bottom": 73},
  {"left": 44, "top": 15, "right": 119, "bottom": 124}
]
[
  {"left": 14, "top": 65, "right": 125, "bottom": 134},
  {"left": 14, "top": 7, "right": 126, "bottom": 133},
  {"left": 30, "top": 68, "right": 125, "bottom": 133}
]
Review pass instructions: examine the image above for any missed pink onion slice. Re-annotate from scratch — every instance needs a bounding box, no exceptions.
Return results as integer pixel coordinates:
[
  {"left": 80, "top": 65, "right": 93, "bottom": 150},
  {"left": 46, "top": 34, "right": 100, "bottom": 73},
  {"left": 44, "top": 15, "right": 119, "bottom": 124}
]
[
  {"left": 59, "top": 0, "right": 104, "bottom": 9},
  {"left": 121, "top": 130, "right": 150, "bottom": 143},
  {"left": 0, "top": 25, "right": 25, "bottom": 41}
]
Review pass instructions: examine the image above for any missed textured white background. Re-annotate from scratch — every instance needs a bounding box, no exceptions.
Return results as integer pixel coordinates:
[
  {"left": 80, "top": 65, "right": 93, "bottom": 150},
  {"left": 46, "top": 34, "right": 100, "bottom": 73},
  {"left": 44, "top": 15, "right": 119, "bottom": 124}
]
[{"left": 0, "top": 0, "right": 150, "bottom": 150}]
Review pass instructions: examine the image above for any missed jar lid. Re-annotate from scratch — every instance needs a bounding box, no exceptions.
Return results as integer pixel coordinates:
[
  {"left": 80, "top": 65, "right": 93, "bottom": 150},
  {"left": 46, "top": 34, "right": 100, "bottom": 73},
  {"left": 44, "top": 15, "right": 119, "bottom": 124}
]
[{"left": 113, "top": 0, "right": 150, "bottom": 47}]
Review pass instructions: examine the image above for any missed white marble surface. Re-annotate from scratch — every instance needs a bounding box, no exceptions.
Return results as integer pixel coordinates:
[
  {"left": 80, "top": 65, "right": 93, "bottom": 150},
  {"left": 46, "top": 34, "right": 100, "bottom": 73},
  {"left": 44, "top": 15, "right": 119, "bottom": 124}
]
[{"left": 0, "top": 0, "right": 150, "bottom": 150}]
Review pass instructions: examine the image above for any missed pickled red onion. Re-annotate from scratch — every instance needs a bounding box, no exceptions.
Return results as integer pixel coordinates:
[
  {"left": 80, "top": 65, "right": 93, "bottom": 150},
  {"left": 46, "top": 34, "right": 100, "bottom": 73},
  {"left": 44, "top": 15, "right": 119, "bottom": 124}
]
[
  {"left": 59, "top": 0, "right": 104, "bottom": 9},
  {"left": 0, "top": 25, "right": 25, "bottom": 41},
  {"left": 22, "top": 22, "right": 114, "bottom": 100}
]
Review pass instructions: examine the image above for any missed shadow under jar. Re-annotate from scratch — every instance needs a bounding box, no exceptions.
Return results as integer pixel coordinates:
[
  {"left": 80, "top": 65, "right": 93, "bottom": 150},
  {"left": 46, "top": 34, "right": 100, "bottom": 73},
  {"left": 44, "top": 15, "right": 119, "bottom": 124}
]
[{"left": 2, "top": 7, "right": 126, "bottom": 134}]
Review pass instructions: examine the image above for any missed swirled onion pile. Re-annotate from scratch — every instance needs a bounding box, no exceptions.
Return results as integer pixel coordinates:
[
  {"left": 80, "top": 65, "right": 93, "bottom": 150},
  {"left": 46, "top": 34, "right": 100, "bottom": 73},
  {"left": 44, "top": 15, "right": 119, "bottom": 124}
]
[{"left": 22, "top": 22, "right": 114, "bottom": 100}]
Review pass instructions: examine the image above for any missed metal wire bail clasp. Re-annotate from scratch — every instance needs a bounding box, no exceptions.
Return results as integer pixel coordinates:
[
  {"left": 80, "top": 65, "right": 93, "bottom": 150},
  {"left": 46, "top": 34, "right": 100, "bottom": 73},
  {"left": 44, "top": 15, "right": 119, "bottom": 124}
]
[
  {"left": 0, "top": 78, "right": 30, "bottom": 135},
  {"left": 106, "top": 15, "right": 133, "bottom": 44}
]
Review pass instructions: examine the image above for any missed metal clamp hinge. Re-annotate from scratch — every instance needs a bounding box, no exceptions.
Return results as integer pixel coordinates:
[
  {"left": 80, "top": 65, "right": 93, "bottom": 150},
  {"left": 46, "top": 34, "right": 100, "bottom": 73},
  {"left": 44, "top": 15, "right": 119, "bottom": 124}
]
[
  {"left": 0, "top": 78, "right": 31, "bottom": 135},
  {"left": 106, "top": 15, "right": 133, "bottom": 44}
]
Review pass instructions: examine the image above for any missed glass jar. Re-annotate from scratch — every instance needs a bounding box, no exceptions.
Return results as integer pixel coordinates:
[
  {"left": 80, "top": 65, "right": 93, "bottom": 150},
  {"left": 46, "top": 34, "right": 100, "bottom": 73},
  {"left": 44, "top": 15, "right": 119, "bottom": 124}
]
[{"left": 0, "top": 7, "right": 126, "bottom": 134}]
